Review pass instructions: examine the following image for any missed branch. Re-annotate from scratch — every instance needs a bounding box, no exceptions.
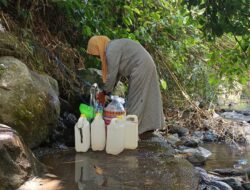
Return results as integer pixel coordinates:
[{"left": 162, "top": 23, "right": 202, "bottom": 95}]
[
  {"left": 154, "top": 49, "right": 207, "bottom": 116},
  {"left": 1, "top": 12, "right": 10, "bottom": 31},
  {"left": 233, "top": 34, "right": 248, "bottom": 58}
]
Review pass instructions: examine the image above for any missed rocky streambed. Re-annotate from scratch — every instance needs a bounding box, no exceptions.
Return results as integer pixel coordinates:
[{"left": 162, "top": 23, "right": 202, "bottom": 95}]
[{"left": 3, "top": 109, "right": 250, "bottom": 190}]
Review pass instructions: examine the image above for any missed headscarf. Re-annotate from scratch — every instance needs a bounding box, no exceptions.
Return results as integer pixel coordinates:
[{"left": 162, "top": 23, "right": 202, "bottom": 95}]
[{"left": 87, "top": 36, "right": 110, "bottom": 83}]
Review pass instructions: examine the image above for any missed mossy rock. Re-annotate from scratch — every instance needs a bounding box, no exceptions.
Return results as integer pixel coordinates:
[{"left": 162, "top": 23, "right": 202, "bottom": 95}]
[{"left": 0, "top": 56, "right": 60, "bottom": 148}]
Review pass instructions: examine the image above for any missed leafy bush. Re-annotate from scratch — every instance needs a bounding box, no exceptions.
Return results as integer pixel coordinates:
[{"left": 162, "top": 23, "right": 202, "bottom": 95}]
[{"left": 1, "top": 0, "right": 248, "bottom": 108}]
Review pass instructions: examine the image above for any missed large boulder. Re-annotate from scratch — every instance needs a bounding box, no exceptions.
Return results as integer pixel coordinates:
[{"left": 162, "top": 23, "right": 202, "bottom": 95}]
[
  {"left": 0, "top": 124, "right": 45, "bottom": 190},
  {"left": 0, "top": 56, "right": 60, "bottom": 148}
]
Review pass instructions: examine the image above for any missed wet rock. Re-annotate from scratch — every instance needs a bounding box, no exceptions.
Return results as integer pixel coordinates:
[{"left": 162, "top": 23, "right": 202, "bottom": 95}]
[
  {"left": 196, "top": 167, "right": 211, "bottom": 183},
  {"left": 168, "top": 124, "right": 189, "bottom": 137},
  {"left": 63, "top": 112, "right": 78, "bottom": 126},
  {"left": 196, "top": 167, "right": 234, "bottom": 190},
  {"left": 179, "top": 136, "right": 199, "bottom": 148},
  {"left": 199, "top": 184, "right": 220, "bottom": 190},
  {"left": 192, "top": 131, "right": 204, "bottom": 142},
  {"left": 182, "top": 147, "right": 212, "bottom": 165},
  {"left": 242, "top": 111, "right": 250, "bottom": 116},
  {"left": 0, "top": 57, "right": 60, "bottom": 148},
  {"left": 143, "top": 131, "right": 176, "bottom": 156},
  {"left": 203, "top": 130, "right": 218, "bottom": 142},
  {"left": 209, "top": 181, "right": 233, "bottom": 190},
  {"left": 165, "top": 134, "right": 180, "bottom": 146},
  {"left": 48, "top": 117, "right": 65, "bottom": 144},
  {"left": 220, "top": 178, "right": 244, "bottom": 190},
  {"left": 242, "top": 182, "right": 250, "bottom": 190},
  {"left": 0, "top": 124, "right": 45, "bottom": 190},
  {"left": 44, "top": 112, "right": 76, "bottom": 147},
  {"left": 187, "top": 153, "right": 207, "bottom": 165},
  {"left": 62, "top": 112, "right": 77, "bottom": 146},
  {"left": 212, "top": 168, "right": 244, "bottom": 176}
]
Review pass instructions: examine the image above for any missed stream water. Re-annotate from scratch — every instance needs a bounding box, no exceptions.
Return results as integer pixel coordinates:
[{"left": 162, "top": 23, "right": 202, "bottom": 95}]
[
  {"left": 40, "top": 138, "right": 199, "bottom": 190},
  {"left": 201, "top": 105, "right": 250, "bottom": 171},
  {"left": 37, "top": 105, "right": 250, "bottom": 190},
  {"left": 203, "top": 143, "right": 250, "bottom": 170},
  {"left": 39, "top": 143, "right": 250, "bottom": 190}
]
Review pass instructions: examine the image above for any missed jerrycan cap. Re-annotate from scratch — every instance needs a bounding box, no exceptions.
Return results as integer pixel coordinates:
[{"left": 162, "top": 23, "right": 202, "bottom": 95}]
[
  {"left": 117, "top": 115, "right": 124, "bottom": 119},
  {"left": 95, "top": 112, "right": 102, "bottom": 116},
  {"left": 79, "top": 103, "right": 95, "bottom": 120}
]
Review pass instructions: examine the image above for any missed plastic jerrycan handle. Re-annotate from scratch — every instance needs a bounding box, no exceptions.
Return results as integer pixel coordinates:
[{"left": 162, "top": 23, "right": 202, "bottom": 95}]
[
  {"left": 112, "top": 117, "right": 124, "bottom": 130},
  {"left": 126, "top": 115, "right": 138, "bottom": 123},
  {"left": 113, "top": 118, "right": 120, "bottom": 126}
]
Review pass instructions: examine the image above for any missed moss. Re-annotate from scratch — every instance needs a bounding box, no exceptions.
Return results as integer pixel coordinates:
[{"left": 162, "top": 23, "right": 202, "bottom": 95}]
[
  {"left": 0, "top": 66, "right": 5, "bottom": 78},
  {"left": 12, "top": 90, "right": 49, "bottom": 147}
]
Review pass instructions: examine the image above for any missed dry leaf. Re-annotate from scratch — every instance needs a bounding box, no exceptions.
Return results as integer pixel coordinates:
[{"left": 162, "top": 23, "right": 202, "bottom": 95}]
[{"left": 94, "top": 165, "right": 103, "bottom": 175}]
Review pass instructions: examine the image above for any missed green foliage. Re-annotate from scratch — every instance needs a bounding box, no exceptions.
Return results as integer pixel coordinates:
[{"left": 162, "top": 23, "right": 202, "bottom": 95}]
[
  {"left": 183, "top": 0, "right": 249, "bottom": 85},
  {"left": 2, "top": 0, "right": 248, "bottom": 107},
  {"left": 48, "top": 0, "right": 249, "bottom": 106},
  {"left": 184, "top": 0, "right": 250, "bottom": 37},
  {"left": 160, "top": 79, "right": 168, "bottom": 91}
]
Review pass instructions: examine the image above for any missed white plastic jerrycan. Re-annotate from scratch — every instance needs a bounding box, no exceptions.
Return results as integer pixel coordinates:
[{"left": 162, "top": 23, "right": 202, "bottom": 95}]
[
  {"left": 74, "top": 114, "right": 90, "bottom": 152},
  {"left": 124, "top": 115, "right": 138, "bottom": 149},
  {"left": 106, "top": 117, "right": 125, "bottom": 155},
  {"left": 91, "top": 112, "right": 106, "bottom": 151}
]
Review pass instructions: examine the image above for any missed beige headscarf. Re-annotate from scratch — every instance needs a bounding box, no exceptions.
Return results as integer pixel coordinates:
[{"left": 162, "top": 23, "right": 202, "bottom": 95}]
[{"left": 87, "top": 36, "right": 110, "bottom": 83}]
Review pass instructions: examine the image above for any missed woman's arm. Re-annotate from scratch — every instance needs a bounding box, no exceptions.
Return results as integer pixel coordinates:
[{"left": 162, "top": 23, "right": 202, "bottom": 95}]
[{"left": 103, "top": 48, "right": 121, "bottom": 93}]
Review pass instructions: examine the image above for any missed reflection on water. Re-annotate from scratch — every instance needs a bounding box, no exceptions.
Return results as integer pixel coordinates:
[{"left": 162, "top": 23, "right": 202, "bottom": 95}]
[
  {"left": 74, "top": 152, "right": 141, "bottom": 189},
  {"left": 41, "top": 139, "right": 199, "bottom": 190},
  {"left": 75, "top": 153, "right": 107, "bottom": 189},
  {"left": 203, "top": 143, "right": 250, "bottom": 171}
]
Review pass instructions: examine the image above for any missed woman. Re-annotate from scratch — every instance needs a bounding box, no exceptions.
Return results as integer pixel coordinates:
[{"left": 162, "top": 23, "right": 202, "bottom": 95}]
[{"left": 87, "top": 35, "right": 165, "bottom": 134}]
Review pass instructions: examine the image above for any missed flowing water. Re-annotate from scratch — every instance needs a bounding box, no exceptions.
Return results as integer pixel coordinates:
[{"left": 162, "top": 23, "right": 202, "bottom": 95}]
[
  {"left": 203, "top": 143, "right": 250, "bottom": 171},
  {"left": 204, "top": 104, "right": 250, "bottom": 171}
]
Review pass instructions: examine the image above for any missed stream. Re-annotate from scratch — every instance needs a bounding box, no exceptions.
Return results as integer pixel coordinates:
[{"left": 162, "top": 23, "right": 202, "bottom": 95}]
[
  {"left": 203, "top": 143, "right": 250, "bottom": 170},
  {"left": 40, "top": 137, "right": 199, "bottom": 190},
  {"left": 201, "top": 104, "right": 250, "bottom": 171},
  {"left": 35, "top": 105, "right": 250, "bottom": 190},
  {"left": 202, "top": 104, "right": 250, "bottom": 171}
]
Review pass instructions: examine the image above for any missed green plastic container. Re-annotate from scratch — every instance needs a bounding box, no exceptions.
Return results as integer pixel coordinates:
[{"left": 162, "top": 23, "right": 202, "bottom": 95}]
[{"left": 79, "top": 104, "right": 95, "bottom": 120}]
